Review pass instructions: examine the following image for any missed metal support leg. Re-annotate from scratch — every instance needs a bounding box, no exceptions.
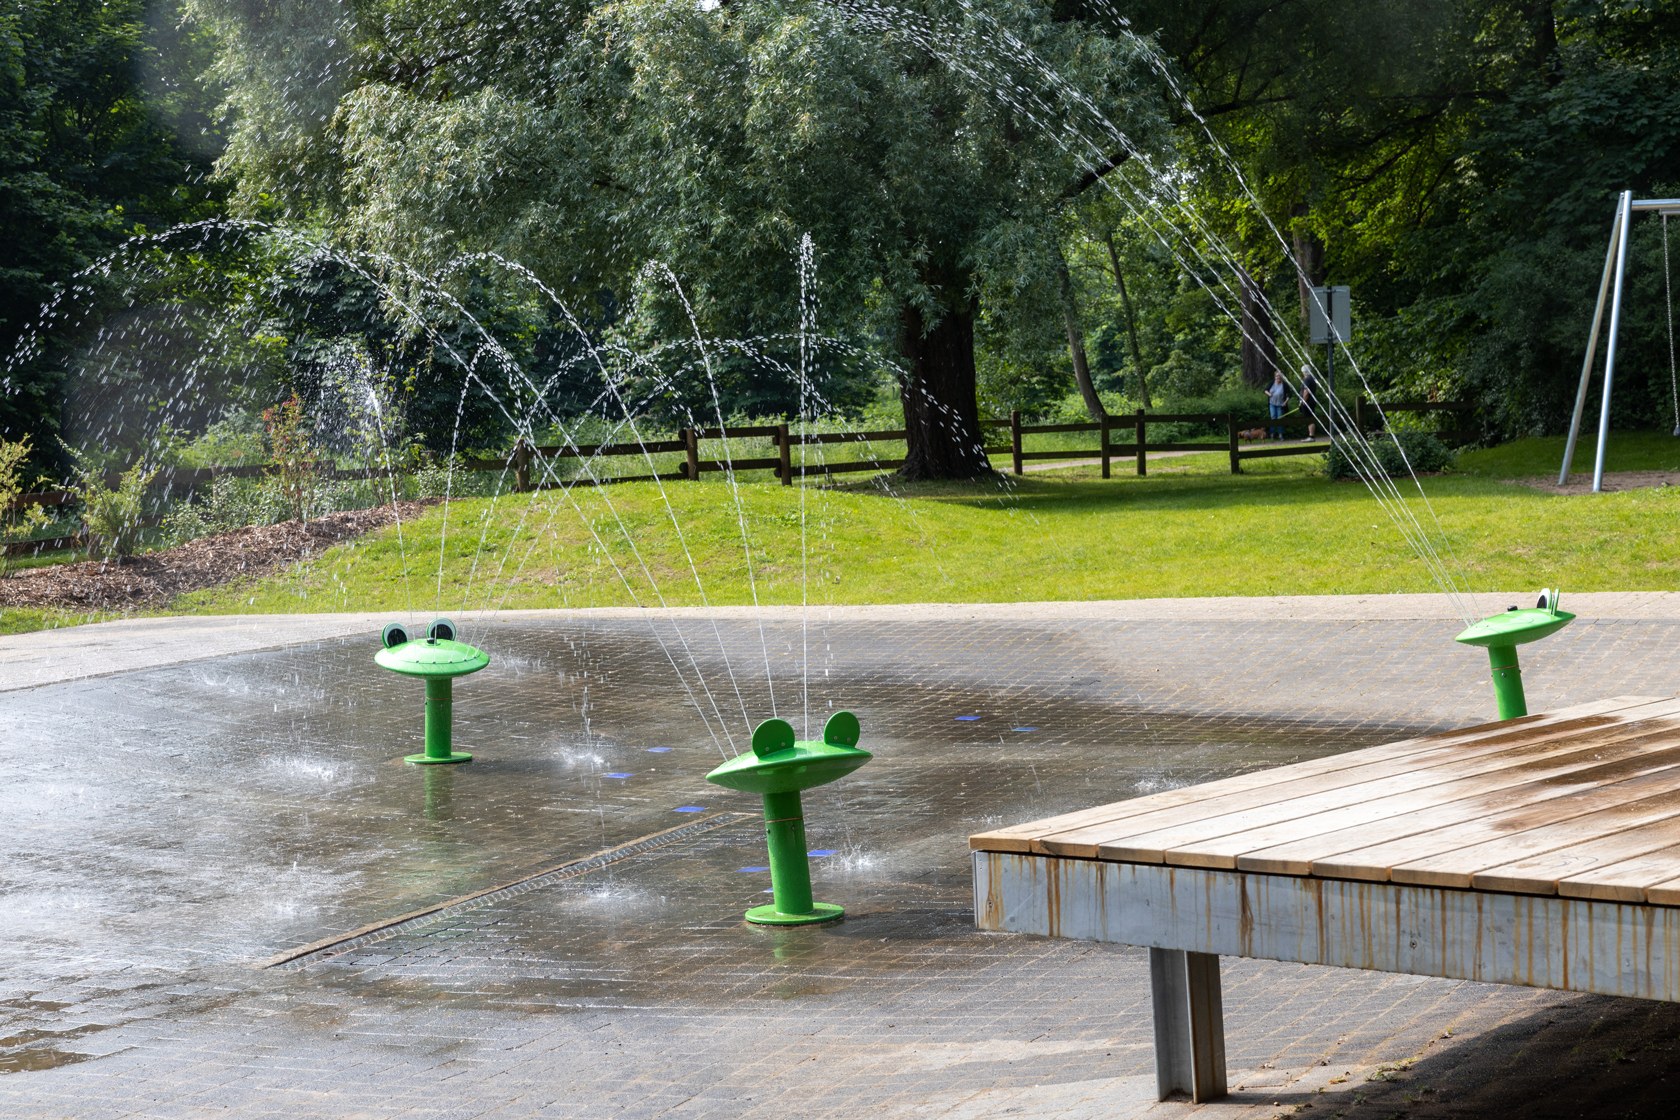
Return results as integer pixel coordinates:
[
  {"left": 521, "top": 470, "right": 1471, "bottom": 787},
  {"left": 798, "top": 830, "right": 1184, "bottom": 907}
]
[
  {"left": 1593, "top": 189, "right": 1636, "bottom": 494},
  {"left": 1150, "top": 948, "right": 1227, "bottom": 1103}
]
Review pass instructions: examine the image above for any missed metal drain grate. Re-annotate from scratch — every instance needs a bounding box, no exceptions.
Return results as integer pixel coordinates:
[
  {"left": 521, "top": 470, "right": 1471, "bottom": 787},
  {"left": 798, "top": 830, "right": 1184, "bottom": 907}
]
[{"left": 259, "top": 811, "right": 755, "bottom": 969}]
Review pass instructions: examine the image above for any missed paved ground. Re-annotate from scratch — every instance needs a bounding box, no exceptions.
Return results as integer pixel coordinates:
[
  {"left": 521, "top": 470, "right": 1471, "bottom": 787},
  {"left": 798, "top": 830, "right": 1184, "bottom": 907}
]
[{"left": 4, "top": 598, "right": 1680, "bottom": 1118}]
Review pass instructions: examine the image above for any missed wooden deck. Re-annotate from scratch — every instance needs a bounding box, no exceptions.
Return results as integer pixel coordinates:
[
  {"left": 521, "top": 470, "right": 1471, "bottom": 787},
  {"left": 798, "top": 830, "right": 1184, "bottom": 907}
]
[{"left": 970, "top": 696, "right": 1680, "bottom": 1102}]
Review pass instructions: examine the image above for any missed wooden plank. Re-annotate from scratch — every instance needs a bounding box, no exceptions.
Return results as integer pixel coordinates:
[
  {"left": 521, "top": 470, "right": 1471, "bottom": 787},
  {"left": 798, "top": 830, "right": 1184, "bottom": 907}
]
[
  {"left": 695, "top": 457, "right": 782, "bottom": 472},
  {"left": 1641, "top": 870, "right": 1680, "bottom": 907},
  {"left": 1479, "top": 831, "right": 1680, "bottom": 902},
  {"left": 801, "top": 459, "right": 904, "bottom": 475},
  {"left": 1235, "top": 445, "right": 1324, "bottom": 460},
  {"left": 1237, "top": 733, "right": 1680, "bottom": 875},
  {"left": 785, "top": 429, "right": 908, "bottom": 446},
  {"left": 1564, "top": 844, "right": 1680, "bottom": 902},
  {"left": 1019, "top": 422, "right": 1100, "bottom": 435},
  {"left": 1141, "top": 727, "right": 1680, "bottom": 871},
  {"left": 690, "top": 425, "right": 781, "bottom": 438},
  {"left": 1017, "top": 449, "right": 1099, "bottom": 462},
  {"left": 967, "top": 696, "right": 1662, "bottom": 853},
  {"left": 1031, "top": 698, "right": 1680, "bottom": 858},
  {"left": 1392, "top": 786, "right": 1680, "bottom": 890},
  {"left": 1309, "top": 763, "right": 1680, "bottom": 887}
]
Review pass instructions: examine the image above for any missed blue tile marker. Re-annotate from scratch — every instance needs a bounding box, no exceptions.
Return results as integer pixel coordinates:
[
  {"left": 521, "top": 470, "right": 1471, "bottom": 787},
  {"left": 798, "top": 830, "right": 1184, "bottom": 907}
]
[
  {"left": 674, "top": 805, "right": 706, "bottom": 813},
  {"left": 807, "top": 849, "right": 836, "bottom": 857},
  {"left": 737, "top": 865, "right": 769, "bottom": 873},
  {"left": 646, "top": 747, "right": 673, "bottom": 753},
  {"left": 955, "top": 715, "right": 981, "bottom": 722},
  {"left": 1012, "top": 726, "right": 1039, "bottom": 733},
  {"left": 605, "top": 772, "right": 633, "bottom": 779}
]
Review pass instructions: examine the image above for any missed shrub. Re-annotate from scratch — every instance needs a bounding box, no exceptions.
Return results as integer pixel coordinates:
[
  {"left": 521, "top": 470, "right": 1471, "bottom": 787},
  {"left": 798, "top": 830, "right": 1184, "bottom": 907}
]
[
  {"left": 1326, "top": 430, "right": 1455, "bottom": 480},
  {"left": 263, "top": 395, "right": 319, "bottom": 522},
  {"left": 66, "top": 451, "right": 158, "bottom": 560},
  {"left": 0, "top": 437, "right": 50, "bottom": 546},
  {"left": 161, "top": 474, "right": 291, "bottom": 544}
]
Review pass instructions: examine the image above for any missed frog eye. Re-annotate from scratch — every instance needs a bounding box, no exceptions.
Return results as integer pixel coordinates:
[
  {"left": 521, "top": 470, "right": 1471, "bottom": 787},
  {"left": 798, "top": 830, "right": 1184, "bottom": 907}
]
[
  {"left": 381, "top": 622, "right": 410, "bottom": 649},
  {"left": 427, "top": 618, "right": 457, "bottom": 642},
  {"left": 751, "top": 718, "right": 796, "bottom": 756},
  {"left": 823, "top": 710, "right": 861, "bottom": 747}
]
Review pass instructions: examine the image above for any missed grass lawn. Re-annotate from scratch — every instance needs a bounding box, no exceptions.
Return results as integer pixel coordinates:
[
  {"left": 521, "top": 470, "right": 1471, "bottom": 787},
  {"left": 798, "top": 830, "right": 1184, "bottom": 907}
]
[
  {"left": 1456, "top": 430, "right": 1680, "bottom": 478},
  {"left": 149, "top": 441, "right": 1677, "bottom": 620},
  {"left": 8, "top": 432, "right": 1677, "bottom": 633}
]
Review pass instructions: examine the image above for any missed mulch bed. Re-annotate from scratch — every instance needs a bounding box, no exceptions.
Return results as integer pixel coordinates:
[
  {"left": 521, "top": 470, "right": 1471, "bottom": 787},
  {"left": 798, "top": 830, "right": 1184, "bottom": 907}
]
[{"left": 0, "top": 500, "right": 436, "bottom": 611}]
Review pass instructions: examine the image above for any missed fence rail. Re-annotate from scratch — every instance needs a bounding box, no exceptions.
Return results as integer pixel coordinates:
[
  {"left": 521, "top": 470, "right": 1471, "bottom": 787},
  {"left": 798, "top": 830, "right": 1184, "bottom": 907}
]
[{"left": 2, "top": 400, "right": 1468, "bottom": 557}]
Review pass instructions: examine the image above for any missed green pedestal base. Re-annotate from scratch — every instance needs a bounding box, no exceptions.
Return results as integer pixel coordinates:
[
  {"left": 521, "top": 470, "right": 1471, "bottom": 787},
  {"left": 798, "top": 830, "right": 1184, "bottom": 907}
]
[
  {"left": 405, "top": 751, "right": 472, "bottom": 765},
  {"left": 744, "top": 901, "right": 844, "bottom": 926}
]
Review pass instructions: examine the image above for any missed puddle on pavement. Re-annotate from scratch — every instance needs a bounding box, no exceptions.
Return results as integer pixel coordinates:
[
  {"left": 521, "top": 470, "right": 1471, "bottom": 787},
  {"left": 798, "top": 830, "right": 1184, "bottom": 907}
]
[{"left": 0, "top": 620, "right": 1436, "bottom": 1038}]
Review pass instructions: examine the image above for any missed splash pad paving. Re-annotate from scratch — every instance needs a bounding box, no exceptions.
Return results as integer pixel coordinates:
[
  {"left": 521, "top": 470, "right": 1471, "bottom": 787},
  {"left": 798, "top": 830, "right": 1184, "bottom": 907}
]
[{"left": 5, "top": 602, "right": 1680, "bottom": 1117}]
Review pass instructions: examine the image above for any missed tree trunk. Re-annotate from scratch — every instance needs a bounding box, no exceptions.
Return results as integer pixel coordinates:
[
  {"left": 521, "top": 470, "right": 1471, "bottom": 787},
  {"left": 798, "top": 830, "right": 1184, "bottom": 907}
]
[
  {"left": 1103, "top": 232, "right": 1151, "bottom": 408},
  {"left": 1239, "top": 265, "right": 1280, "bottom": 390},
  {"left": 897, "top": 300, "right": 994, "bottom": 481},
  {"left": 1055, "top": 249, "right": 1105, "bottom": 422},
  {"left": 1290, "top": 204, "right": 1326, "bottom": 327}
]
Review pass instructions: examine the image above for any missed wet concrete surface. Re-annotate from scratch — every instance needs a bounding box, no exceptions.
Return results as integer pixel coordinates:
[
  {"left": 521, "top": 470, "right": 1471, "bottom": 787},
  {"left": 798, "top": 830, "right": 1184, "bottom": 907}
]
[{"left": 3, "top": 610, "right": 1680, "bottom": 1117}]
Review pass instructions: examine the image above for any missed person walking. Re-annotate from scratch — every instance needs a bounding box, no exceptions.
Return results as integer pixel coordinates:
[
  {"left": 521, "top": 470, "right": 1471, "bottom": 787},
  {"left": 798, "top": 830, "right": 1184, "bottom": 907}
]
[
  {"left": 1300, "top": 364, "right": 1320, "bottom": 440},
  {"left": 1267, "top": 370, "right": 1289, "bottom": 440}
]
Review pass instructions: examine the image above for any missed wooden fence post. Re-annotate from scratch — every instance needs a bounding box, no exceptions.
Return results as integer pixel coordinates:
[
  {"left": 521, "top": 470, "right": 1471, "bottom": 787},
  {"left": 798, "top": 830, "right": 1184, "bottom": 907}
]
[
  {"left": 512, "top": 438, "right": 532, "bottom": 493},
  {"left": 777, "top": 423, "right": 792, "bottom": 486},
  {"left": 1010, "top": 410, "right": 1023, "bottom": 475},
  {"left": 1135, "top": 408, "right": 1148, "bottom": 477},
  {"left": 1227, "top": 414, "right": 1241, "bottom": 475},
  {"left": 683, "top": 428, "right": 700, "bottom": 481},
  {"left": 1100, "top": 416, "right": 1111, "bottom": 480},
  {"left": 1354, "top": 397, "right": 1366, "bottom": 435}
]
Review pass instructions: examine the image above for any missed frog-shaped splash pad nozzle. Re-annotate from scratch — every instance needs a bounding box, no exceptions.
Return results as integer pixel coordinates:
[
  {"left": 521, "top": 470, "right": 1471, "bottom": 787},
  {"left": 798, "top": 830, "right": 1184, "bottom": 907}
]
[
  {"left": 374, "top": 618, "right": 490, "bottom": 764},
  {"left": 705, "top": 712, "right": 872, "bottom": 925},
  {"left": 1454, "top": 589, "right": 1575, "bottom": 720}
]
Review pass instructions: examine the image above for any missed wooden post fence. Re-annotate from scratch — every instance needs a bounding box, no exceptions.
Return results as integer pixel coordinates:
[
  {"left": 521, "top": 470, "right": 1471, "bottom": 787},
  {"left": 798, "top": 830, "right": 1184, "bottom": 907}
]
[
  {"left": 1135, "top": 408, "right": 1148, "bottom": 477},
  {"left": 1100, "top": 415, "right": 1112, "bottom": 479},
  {"left": 1010, "top": 410, "right": 1024, "bottom": 475},
  {"left": 683, "top": 428, "right": 700, "bottom": 481},
  {"left": 776, "top": 423, "right": 792, "bottom": 486},
  {"left": 512, "top": 438, "right": 533, "bottom": 493}
]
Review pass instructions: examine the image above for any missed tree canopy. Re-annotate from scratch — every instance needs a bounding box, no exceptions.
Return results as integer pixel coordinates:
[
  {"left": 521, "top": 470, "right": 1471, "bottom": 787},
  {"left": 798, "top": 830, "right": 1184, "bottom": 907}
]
[
  {"left": 0, "top": 0, "right": 223, "bottom": 460},
  {"left": 4, "top": 1, "right": 1679, "bottom": 475}
]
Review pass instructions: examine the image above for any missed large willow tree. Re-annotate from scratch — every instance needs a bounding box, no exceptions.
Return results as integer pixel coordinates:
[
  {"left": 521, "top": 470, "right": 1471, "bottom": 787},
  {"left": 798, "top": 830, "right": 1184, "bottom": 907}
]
[{"left": 190, "top": 0, "right": 1162, "bottom": 478}]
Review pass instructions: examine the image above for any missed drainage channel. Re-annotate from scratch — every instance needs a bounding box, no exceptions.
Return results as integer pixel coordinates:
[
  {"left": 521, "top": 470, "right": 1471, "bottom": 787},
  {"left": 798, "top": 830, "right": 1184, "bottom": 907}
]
[{"left": 258, "top": 811, "right": 756, "bottom": 969}]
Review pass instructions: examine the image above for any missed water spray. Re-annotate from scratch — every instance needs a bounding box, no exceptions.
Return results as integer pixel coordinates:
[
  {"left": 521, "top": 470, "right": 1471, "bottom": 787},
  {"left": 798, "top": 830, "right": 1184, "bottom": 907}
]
[
  {"left": 706, "top": 712, "right": 872, "bottom": 926},
  {"left": 375, "top": 618, "right": 490, "bottom": 764},
  {"left": 1454, "top": 590, "right": 1574, "bottom": 720}
]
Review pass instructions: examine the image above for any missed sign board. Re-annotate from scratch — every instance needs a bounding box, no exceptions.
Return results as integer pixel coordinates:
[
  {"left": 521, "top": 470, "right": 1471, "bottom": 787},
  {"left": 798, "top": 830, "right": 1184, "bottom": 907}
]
[{"left": 1308, "top": 285, "right": 1351, "bottom": 343}]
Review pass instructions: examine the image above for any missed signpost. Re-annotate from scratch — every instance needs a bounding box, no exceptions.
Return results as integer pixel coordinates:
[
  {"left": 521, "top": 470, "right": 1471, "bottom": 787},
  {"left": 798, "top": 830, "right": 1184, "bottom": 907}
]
[{"left": 1308, "top": 285, "right": 1351, "bottom": 449}]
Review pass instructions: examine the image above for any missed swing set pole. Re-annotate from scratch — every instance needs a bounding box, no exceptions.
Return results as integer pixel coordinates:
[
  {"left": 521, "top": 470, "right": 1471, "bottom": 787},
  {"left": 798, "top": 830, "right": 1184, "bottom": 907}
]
[
  {"left": 1561, "top": 193, "right": 1680, "bottom": 490},
  {"left": 1592, "top": 190, "right": 1636, "bottom": 494},
  {"left": 1560, "top": 195, "right": 1626, "bottom": 487}
]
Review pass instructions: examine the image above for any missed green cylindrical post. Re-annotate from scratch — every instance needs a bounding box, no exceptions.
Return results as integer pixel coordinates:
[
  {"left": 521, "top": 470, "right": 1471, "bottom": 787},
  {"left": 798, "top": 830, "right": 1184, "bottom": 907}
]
[
  {"left": 762, "top": 789, "right": 815, "bottom": 916},
  {"left": 1455, "top": 594, "right": 1573, "bottom": 722},
  {"left": 1487, "top": 643, "right": 1527, "bottom": 720},
  {"left": 706, "top": 713, "right": 870, "bottom": 926},
  {"left": 424, "top": 677, "right": 454, "bottom": 760},
  {"left": 376, "top": 622, "right": 486, "bottom": 766}
]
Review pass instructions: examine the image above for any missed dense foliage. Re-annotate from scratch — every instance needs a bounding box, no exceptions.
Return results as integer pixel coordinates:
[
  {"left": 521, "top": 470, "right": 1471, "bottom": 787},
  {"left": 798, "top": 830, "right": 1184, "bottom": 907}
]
[
  {"left": 3, "top": 1, "right": 1678, "bottom": 482},
  {"left": 0, "top": 0, "right": 224, "bottom": 463}
]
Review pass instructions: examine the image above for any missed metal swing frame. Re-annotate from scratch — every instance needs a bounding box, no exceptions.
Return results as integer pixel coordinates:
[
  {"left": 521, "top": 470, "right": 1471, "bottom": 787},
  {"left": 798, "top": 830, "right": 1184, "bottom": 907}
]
[{"left": 1560, "top": 190, "right": 1680, "bottom": 492}]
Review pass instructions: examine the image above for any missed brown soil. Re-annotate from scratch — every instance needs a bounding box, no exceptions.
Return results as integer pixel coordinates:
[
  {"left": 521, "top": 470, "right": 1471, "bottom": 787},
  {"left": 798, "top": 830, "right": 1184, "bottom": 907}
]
[
  {"left": 1510, "top": 469, "right": 1680, "bottom": 496},
  {"left": 0, "top": 501, "right": 435, "bottom": 611}
]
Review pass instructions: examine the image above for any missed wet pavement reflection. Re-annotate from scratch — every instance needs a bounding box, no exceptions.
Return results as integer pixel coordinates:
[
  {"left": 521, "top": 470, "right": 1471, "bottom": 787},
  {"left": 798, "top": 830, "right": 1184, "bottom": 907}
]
[{"left": 4, "top": 615, "right": 1680, "bottom": 1117}]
